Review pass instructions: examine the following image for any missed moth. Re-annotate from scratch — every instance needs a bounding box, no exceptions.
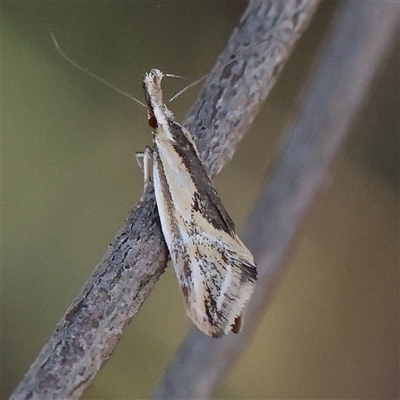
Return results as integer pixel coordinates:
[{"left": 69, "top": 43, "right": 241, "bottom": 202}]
[{"left": 141, "top": 69, "right": 257, "bottom": 338}]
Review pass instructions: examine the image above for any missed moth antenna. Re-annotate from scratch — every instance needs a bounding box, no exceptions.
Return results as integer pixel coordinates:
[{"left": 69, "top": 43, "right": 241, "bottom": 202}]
[
  {"left": 50, "top": 33, "right": 147, "bottom": 108},
  {"left": 168, "top": 36, "right": 272, "bottom": 103},
  {"left": 165, "top": 73, "right": 187, "bottom": 80}
]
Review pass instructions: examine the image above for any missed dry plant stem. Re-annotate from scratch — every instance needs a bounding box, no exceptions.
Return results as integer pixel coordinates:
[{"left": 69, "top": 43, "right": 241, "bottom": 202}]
[
  {"left": 187, "top": 0, "right": 320, "bottom": 179},
  {"left": 153, "top": 1, "right": 399, "bottom": 399},
  {"left": 10, "top": 1, "right": 320, "bottom": 399}
]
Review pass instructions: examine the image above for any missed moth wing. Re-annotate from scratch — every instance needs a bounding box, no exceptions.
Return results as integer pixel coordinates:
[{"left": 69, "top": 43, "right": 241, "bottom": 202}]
[
  {"left": 174, "top": 123, "right": 237, "bottom": 235},
  {"left": 153, "top": 120, "right": 257, "bottom": 337},
  {"left": 179, "top": 224, "right": 257, "bottom": 338}
]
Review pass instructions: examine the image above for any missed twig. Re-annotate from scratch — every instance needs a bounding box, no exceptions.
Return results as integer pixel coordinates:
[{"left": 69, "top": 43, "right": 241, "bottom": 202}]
[
  {"left": 10, "top": 1, "right": 320, "bottom": 399},
  {"left": 152, "top": 1, "right": 399, "bottom": 399}
]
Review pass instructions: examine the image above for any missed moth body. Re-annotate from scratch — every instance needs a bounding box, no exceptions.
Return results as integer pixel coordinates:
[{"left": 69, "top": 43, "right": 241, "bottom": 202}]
[{"left": 143, "top": 69, "right": 257, "bottom": 338}]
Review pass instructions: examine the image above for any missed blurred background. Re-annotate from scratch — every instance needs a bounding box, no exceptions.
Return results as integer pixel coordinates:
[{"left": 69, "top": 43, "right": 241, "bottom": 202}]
[{"left": 2, "top": 1, "right": 398, "bottom": 399}]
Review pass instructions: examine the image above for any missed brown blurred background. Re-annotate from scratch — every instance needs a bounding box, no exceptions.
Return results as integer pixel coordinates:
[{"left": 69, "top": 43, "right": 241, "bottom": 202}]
[{"left": 2, "top": 2, "right": 398, "bottom": 399}]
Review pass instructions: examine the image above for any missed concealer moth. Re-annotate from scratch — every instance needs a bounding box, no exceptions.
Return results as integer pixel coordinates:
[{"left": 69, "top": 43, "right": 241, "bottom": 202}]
[{"left": 142, "top": 69, "right": 257, "bottom": 338}]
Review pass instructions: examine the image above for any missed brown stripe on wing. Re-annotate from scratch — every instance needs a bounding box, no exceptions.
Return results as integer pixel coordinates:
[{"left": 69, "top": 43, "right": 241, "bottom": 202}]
[{"left": 167, "top": 120, "right": 236, "bottom": 236}]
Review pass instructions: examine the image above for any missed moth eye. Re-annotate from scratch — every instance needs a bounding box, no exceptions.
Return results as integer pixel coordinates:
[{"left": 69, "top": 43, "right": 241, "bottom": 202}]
[{"left": 148, "top": 114, "right": 157, "bottom": 129}]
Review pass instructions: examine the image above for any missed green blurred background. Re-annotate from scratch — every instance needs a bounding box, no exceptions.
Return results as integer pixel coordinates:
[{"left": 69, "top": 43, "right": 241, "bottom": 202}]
[{"left": 2, "top": 2, "right": 398, "bottom": 399}]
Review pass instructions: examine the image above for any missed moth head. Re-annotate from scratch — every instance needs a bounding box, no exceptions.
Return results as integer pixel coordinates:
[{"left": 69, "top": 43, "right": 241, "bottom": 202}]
[
  {"left": 143, "top": 69, "right": 166, "bottom": 128},
  {"left": 143, "top": 69, "right": 164, "bottom": 106},
  {"left": 143, "top": 69, "right": 179, "bottom": 129}
]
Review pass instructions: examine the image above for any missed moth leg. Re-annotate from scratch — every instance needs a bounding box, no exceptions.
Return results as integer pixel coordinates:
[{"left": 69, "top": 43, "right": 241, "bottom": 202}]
[{"left": 135, "top": 146, "right": 154, "bottom": 186}]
